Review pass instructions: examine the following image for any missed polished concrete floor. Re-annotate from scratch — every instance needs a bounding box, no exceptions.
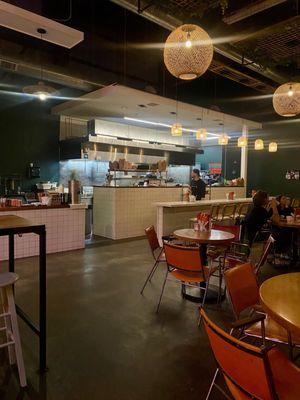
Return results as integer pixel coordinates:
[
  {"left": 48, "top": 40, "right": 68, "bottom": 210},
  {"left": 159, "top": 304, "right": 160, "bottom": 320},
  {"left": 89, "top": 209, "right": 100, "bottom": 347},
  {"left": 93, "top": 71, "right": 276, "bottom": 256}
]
[{"left": 0, "top": 239, "right": 297, "bottom": 400}]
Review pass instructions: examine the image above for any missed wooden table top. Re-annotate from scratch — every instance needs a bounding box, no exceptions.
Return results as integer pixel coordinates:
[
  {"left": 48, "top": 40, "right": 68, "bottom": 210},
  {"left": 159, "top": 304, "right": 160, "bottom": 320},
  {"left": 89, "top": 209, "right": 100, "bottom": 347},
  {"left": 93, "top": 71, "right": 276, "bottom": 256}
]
[
  {"left": 275, "top": 219, "right": 300, "bottom": 229},
  {"left": 173, "top": 228, "right": 235, "bottom": 245},
  {"left": 260, "top": 273, "right": 300, "bottom": 336},
  {"left": 0, "top": 215, "right": 41, "bottom": 230}
]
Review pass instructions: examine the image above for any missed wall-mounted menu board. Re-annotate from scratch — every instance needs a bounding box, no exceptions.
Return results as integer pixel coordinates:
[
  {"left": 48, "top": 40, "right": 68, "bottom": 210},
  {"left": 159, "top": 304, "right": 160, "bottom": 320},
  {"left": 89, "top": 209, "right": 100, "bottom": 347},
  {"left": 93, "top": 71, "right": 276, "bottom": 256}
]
[
  {"left": 209, "top": 163, "right": 222, "bottom": 174},
  {"left": 285, "top": 170, "right": 300, "bottom": 180}
]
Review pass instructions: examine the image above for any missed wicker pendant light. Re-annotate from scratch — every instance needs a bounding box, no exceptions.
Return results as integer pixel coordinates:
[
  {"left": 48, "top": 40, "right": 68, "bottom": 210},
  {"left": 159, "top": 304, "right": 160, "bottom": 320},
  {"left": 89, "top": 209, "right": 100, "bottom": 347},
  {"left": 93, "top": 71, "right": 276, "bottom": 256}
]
[
  {"left": 237, "top": 124, "right": 248, "bottom": 147},
  {"left": 164, "top": 24, "right": 213, "bottom": 80},
  {"left": 254, "top": 139, "right": 264, "bottom": 150},
  {"left": 171, "top": 123, "right": 182, "bottom": 136},
  {"left": 196, "top": 128, "right": 207, "bottom": 140},
  {"left": 269, "top": 142, "right": 278, "bottom": 152},
  {"left": 238, "top": 136, "right": 247, "bottom": 147},
  {"left": 273, "top": 82, "right": 300, "bottom": 117},
  {"left": 218, "top": 134, "right": 229, "bottom": 145}
]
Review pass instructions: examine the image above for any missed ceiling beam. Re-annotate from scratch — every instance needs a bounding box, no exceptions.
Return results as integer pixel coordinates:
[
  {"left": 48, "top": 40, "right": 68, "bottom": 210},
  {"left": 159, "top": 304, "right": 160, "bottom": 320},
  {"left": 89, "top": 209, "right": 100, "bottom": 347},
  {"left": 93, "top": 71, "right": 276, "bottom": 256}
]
[{"left": 223, "top": 0, "right": 288, "bottom": 25}]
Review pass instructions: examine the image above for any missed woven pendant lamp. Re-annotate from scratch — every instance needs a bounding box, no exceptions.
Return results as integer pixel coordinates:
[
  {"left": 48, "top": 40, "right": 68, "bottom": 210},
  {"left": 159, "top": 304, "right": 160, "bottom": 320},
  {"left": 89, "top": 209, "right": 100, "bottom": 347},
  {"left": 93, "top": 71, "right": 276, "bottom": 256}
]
[
  {"left": 269, "top": 142, "right": 278, "bottom": 152},
  {"left": 254, "top": 139, "right": 264, "bottom": 150},
  {"left": 164, "top": 24, "right": 213, "bottom": 80},
  {"left": 171, "top": 123, "right": 182, "bottom": 137},
  {"left": 218, "top": 134, "right": 229, "bottom": 145},
  {"left": 273, "top": 82, "right": 300, "bottom": 117}
]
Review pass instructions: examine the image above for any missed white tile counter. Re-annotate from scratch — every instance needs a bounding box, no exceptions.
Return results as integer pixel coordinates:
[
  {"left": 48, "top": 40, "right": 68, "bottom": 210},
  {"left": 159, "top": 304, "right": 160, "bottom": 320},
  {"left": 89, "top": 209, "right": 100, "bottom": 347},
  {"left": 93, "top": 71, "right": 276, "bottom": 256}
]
[
  {"left": 93, "top": 186, "right": 183, "bottom": 239},
  {"left": 0, "top": 205, "right": 85, "bottom": 261},
  {"left": 155, "top": 197, "right": 252, "bottom": 244}
]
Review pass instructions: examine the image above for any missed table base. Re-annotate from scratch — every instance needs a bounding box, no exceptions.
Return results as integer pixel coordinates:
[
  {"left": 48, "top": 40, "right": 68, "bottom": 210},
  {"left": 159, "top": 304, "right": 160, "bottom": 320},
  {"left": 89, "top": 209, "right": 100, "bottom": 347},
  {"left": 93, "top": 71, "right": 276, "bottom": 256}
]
[{"left": 182, "top": 284, "right": 225, "bottom": 304}]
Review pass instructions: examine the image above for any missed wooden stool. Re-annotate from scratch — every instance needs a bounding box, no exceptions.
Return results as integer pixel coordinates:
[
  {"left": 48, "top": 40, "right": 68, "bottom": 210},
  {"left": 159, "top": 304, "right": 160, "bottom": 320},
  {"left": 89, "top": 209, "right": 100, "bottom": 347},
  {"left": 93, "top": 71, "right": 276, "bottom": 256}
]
[{"left": 0, "top": 272, "right": 26, "bottom": 387}]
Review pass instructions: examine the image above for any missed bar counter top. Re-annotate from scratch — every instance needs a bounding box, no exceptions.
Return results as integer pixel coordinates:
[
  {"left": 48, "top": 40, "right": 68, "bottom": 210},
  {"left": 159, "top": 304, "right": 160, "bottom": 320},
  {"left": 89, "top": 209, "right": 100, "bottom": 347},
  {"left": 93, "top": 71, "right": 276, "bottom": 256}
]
[
  {"left": 155, "top": 198, "right": 252, "bottom": 208},
  {"left": 0, "top": 204, "right": 69, "bottom": 212},
  {"left": 0, "top": 204, "right": 86, "bottom": 212}
]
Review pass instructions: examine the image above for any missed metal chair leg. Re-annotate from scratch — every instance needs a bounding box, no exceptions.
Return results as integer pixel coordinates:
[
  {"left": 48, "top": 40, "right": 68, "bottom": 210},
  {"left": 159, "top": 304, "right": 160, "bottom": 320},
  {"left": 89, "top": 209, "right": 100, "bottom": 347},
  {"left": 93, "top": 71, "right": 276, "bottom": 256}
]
[
  {"left": 205, "top": 368, "right": 219, "bottom": 400},
  {"left": 140, "top": 260, "right": 159, "bottom": 295},
  {"left": 156, "top": 269, "right": 169, "bottom": 313}
]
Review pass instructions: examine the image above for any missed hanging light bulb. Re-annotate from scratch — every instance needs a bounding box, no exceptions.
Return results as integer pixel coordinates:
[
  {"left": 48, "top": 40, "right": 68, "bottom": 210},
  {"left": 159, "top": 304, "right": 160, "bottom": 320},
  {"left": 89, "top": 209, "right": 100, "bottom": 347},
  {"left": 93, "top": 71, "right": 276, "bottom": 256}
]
[
  {"left": 196, "top": 128, "right": 207, "bottom": 140},
  {"left": 164, "top": 24, "right": 213, "bottom": 80},
  {"left": 171, "top": 123, "right": 182, "bottom": 136},
  {"left": 22, "top": 29, "right": 56, "bottom": 101},
  {"left": 255, "top": 139, "right": 264, "bottom": 150},
  {"left": 238, "top": 136, "right": 247, "bottom": 147},
  {"left": 273, "top": 82, "right": 300, "bottom": 117},
  {"left": 269, "top": 142, "right": 278, "bottom": 152},
  {"left": 218, "top": 134, "right": 229, "bottom": 145}
]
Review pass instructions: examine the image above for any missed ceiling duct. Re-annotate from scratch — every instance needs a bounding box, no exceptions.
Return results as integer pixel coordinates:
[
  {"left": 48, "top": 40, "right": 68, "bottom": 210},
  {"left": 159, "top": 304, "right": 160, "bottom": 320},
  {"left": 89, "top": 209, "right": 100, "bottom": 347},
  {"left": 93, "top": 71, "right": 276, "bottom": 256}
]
[
  {"left": 223, "top": 0, "right": 288, "bottom": 24},
  {"left": 110, "top": 0, "right": 288, "bottom": 86}
]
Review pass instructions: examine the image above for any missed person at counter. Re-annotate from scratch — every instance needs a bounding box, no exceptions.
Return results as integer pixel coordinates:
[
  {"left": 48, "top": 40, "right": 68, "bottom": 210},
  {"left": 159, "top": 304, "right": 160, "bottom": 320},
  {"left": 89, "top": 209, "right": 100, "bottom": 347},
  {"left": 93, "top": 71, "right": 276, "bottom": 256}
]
[{"left": 190, "top": 169, "right": 206, "bottom": 200}]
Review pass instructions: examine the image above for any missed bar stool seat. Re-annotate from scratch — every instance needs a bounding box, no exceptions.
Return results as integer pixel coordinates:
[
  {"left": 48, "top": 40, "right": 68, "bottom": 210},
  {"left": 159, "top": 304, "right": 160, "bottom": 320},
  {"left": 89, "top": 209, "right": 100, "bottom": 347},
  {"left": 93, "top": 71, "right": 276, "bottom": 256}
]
[
  {"left": 0, "top": 272, "right": 27, "bottom": 387},
  {"left": 0, "top": 272, "right": 18, "bottom": 287}
]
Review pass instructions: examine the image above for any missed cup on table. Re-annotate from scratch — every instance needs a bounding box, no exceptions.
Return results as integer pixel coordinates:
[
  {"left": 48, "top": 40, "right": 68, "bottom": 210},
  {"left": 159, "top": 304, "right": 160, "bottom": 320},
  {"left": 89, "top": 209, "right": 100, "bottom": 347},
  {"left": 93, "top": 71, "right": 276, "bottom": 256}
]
[
  {"left": 189, "top": 195, "right": 196, "bottom": 202},
  {"left": 286, "top": 216, "right": 294, "bottom": 224}
]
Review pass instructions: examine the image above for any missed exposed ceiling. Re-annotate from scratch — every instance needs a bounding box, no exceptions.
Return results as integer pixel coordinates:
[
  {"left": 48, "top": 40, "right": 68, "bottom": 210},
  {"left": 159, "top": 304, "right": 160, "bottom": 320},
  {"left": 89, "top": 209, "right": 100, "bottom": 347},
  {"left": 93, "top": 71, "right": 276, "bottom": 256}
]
[{"left": 111, "top": 0, "right": 300, "bottom": 91}]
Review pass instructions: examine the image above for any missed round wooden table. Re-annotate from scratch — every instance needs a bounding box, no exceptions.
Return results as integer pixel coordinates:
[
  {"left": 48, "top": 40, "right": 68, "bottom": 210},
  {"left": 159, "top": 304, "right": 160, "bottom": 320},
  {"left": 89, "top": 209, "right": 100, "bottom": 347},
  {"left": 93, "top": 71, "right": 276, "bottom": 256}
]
[
  {"left": 173, "top": 228, "right": 235, "bottom": 245},
  {"left": 260, "top": 273, "right": 300, "bottom": 336}
]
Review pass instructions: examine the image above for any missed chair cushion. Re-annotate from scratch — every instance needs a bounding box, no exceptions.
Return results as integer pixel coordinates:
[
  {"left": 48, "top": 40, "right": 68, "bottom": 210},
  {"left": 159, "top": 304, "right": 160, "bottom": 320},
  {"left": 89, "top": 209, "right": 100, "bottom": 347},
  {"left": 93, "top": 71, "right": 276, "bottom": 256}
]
[
  {"left": 268, "top": 347, "right": 300, "bottom": 399},
  {"left": 245, "top": 316, "right": 300, "bottom": 345}
]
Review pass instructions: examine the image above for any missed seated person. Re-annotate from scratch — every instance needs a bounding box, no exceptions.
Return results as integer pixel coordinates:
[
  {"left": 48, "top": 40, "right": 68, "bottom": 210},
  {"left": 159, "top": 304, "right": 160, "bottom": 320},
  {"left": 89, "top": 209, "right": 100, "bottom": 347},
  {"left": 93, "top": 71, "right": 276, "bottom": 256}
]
[
  {"left": 243, "top": 190, "right": 279, "bottom": 246},
  {"left": 276, "top": 195, "right": 294, "bottom": 217},
  {"left": 273, "top": 195, "right": 295, "bottom": 256}
]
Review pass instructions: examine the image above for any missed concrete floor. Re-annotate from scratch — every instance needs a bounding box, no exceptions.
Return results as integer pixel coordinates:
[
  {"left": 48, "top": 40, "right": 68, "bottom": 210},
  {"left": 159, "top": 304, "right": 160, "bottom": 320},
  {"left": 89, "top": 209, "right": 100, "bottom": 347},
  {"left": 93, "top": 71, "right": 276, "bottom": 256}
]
[{"left": 0, "top": 239, "right": 297, "bottom": 400}]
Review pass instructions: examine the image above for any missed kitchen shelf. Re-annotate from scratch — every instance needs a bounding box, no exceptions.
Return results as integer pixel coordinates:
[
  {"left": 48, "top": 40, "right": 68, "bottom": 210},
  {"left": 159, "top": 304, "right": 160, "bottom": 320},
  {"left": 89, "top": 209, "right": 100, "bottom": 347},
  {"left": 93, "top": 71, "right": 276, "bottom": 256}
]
[{"left": 108, "top": 169, "right": 167, "bottom": 173}]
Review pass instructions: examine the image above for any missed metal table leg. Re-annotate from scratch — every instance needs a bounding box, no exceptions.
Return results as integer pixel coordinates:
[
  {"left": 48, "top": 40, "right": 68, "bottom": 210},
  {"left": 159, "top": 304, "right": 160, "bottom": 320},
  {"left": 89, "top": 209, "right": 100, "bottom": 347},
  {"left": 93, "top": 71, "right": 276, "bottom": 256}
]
[{"left": 39, "top": 228, "right": 47, "bottom": 373}]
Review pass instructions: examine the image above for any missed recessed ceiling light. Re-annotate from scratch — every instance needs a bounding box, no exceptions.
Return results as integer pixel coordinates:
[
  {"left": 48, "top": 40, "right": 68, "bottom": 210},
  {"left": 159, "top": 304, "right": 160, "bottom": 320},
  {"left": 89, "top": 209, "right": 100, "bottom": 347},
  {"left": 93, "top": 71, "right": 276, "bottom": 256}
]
[
  {"left": 170, "top": 111, "right": 177, "bottom": 115},
  {"left": 147, "top": 102, "right": 158, "bottom": 107},
  {"left": 138, "top": 104, "right": 147, "bottom": 108}
]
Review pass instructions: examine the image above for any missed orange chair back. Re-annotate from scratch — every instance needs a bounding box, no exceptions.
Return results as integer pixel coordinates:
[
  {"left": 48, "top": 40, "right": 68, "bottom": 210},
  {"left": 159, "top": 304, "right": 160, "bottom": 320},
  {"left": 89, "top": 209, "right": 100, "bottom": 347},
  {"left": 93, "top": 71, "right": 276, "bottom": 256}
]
[
  {"left": 201, "top": 309, "right": 278, "bottom": 400},
  {"left": 145, "top": 225, "right": 160, "bottom": 255},
  {"left": 163, "top": 242, "right": 205, "bottom": 274},
  {"left": 224, "top": 263, "right": 259, "bottom": 317},
  {"left": 255, "top": 235, "right": 275, "bottom": 274},
  {"left": 212, "top": 224, "right": 240, "bottom": 242}
]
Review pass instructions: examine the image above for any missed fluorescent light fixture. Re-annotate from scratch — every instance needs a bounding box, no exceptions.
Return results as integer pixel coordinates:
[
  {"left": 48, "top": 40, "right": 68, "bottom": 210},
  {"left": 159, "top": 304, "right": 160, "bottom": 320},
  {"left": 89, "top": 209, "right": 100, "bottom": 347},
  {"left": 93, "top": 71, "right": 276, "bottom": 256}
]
[{"left": 124, "top": 116, "right": 222, "bottom": 138}]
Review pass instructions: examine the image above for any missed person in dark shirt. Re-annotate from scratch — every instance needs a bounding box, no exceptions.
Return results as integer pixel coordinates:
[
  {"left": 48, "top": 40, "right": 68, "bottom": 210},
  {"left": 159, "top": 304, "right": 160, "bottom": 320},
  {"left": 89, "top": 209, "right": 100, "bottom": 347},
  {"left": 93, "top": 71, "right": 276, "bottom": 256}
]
[
  {"left": 273, "top": 195, "right": 295, "bottom": 255},
  {"left": 243, "top": 190, "right": 279, "bottom": 246},
  {"left": 276, "top": 195, "right": 294, "bottom": 217},
  {"left": 190, "top": 169, "right": 206, "bottom": 200}
]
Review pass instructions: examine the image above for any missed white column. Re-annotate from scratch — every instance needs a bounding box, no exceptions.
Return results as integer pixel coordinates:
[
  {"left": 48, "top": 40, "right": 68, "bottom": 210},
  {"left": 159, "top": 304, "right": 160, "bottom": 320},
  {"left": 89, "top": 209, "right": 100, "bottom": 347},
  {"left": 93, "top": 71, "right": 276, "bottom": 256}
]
[{"left": 240, "top": 124, "right": 248, "bottom": 190}]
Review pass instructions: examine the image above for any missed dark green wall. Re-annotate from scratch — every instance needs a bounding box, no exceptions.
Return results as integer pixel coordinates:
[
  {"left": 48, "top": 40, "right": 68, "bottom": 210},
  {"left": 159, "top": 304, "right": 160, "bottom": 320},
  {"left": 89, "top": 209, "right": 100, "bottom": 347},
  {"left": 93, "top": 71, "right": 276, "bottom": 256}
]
[
  {"left": 247, "top": 122, "right": 300, "bottom": 198},
  {"left": 196, "top": 146, "right": 222, "bottom": 170},
  {"left": 0, "top": 97, "right": 60, "bottom": 191}
]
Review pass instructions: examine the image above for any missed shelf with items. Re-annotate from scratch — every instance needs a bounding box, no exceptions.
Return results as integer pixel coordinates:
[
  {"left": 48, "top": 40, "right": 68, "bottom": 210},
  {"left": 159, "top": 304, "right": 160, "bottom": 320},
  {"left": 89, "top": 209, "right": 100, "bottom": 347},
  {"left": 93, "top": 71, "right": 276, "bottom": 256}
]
[{"left": 107, "top": 169, "right": 168, "bottom": 187}]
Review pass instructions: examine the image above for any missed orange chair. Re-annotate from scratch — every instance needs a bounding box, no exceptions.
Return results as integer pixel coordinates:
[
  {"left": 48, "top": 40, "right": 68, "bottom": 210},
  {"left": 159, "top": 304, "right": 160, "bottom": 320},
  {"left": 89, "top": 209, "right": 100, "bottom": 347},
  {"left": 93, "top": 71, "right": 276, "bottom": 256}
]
[
  {"left": 201, "top": 308, "right": 300, "bottom": 400},
  {"left": 141, "top": 226, "right": 167, "bottom": 295},
  {"left": 224, "top": 234, "right": 275, "bottom": 275},
  {"left": 157, "top": 242, "right": 214, "bottom": 313},
  {"left": 224, "top": 263, "right": 300, "bottom": 359}
]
